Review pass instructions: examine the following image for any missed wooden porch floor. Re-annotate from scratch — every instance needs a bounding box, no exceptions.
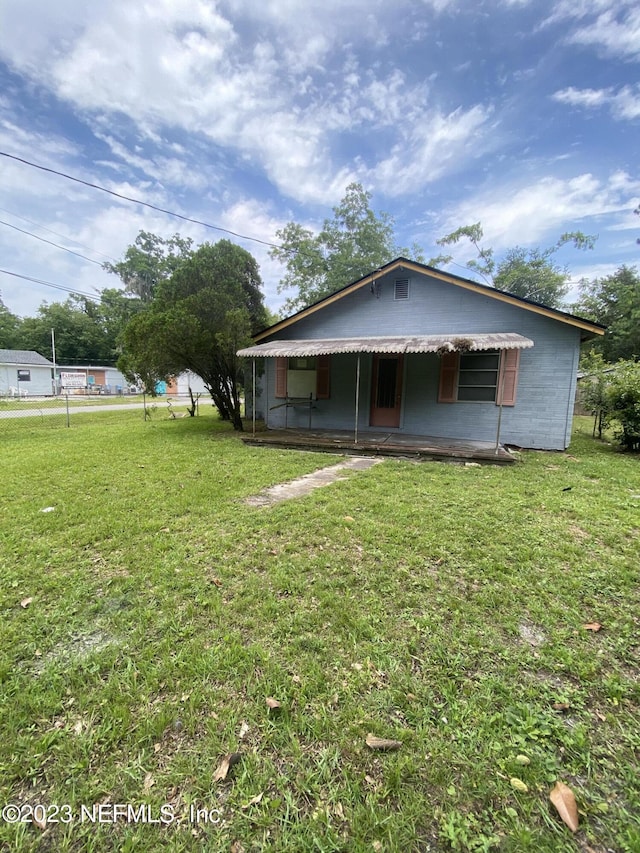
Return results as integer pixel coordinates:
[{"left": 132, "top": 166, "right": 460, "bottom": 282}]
[{"left": 241, "top": 427, "right": 517, "bottom": 464}]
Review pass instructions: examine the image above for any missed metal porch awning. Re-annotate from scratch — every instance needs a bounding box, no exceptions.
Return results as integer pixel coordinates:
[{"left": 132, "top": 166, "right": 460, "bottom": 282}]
[{"left": 237, "top": 332, "right": 534, "bottom": 358}]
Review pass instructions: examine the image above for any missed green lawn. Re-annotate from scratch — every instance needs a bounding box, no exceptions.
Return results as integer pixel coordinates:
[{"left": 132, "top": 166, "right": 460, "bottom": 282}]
[{"left": 0, "top": 413, "right": 638, "bottom": 852}]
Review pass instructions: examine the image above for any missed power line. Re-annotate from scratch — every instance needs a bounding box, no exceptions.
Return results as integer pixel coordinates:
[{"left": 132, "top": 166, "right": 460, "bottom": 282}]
[
  {"left": 0, "top": 150, "right": 285, "bottom": 251},
  {"left": 0, "top": 268, "right": 102, "bottom": 302},
  {"left": 0, "top": 219, "right": 104, "bottom": 266},
  {"left": 0, "top": 206, "right": 117, "bottom": 262}
]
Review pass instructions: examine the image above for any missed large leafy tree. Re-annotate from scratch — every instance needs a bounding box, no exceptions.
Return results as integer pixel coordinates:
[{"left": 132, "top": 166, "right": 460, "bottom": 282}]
[
  {"left": 431, "top": 223, "right": 595, "bottom": 308},
  {"left": 0, "top": 295, "right": 22, "bottom": 348},
  {"left": 270, "top": 183, "right": 423, "bottom": 313},
  {"left": 573, "top": 265, "right": 640, "bottom": 362},
  {"left": 14, "top": 290, "right": 142, "bottom": 364},
  {"left": 120, "top": 240, "right": 267, "bottom": 430},
  {"left": 18, "top": 297, "right": 113, "bottom": 364},
  {"left": 104, "top": 231, "right": 194, "bottom": 302}
]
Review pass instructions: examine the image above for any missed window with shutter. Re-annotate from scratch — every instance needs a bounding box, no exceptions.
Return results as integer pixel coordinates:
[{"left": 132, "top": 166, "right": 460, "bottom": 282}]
[
  {"left": 437, "top": 349, "right": 520, "bottom": 405},
  {"left": 275, "top": 357, "right": 287, "bottom": 398},
  {"left": 274, "top": 356, "right": 331, "bottom": 399},
  {"left": 497, "top": 349, "right": 520, "bottom": 406},
  {"left": 438, "top": 352, "right": 459, "bottom": 402}
]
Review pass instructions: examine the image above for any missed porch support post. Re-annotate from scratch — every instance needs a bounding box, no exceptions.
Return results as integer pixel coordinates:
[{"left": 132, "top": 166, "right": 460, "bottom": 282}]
[
  {"left": 495, "top": 353, "right": 505, "bottom": 454},
  {"left": 252, "top": 358, "right": 256, "bottom": 437},
  {"left": 494, "top": 399, "right": 504, "bottom": 454},
  {"left": 354, "top": 354, "right": 361, "bottom": 444}
]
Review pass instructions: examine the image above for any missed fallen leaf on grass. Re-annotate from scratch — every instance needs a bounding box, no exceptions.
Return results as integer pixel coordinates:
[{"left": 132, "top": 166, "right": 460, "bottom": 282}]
[
  {"left": 230, "top": 842, "right": 245, "bottom": 853},
  {"left": 210, "top": 577, "right": 223, "bottom": 587},
  {"left": 20, "top": 597, "right": 33, "bottom": 608},
  {"left": 343, "top": 516, "right": 355, "bottom": 522},
  {"left": 238, "top": 721, "right": 250, "bottom": 740},
  {"left": 213, "top": 752, "right": 242, "bottom": 782},
  {"left": 510, "top": 778, "right": 528, "bottom": 793},
  {"left": 365, "top": 734, "right": 402, "bottom": 751},
  {"left": 514, "top": 755, "right": 530, "bottom": 766},
  {"left": 143, "top": 772, "right": 155, "bottom": 792},
  {"left": 550, "top": 781, "right": 579, "bottom": 832},
  {"left": 266, "top": 697, "right": 281, "bottom": 710},
  {"left": 553, "top": 702, "right": 570, "bottom": 712},
  {"left": 241, "top": 792, "right": 264, "bottom": 809},
  {"left": 40, "top": 506, "right": 55, "bottom": 513},
  {"left": 583, "top": 622, "right": 602, "bottom": 632}
]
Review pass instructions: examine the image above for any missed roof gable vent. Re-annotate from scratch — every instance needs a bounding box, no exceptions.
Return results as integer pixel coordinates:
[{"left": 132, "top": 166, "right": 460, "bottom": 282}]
[{"left": 394, "top": 278, "right": 410, "bottom": 300}]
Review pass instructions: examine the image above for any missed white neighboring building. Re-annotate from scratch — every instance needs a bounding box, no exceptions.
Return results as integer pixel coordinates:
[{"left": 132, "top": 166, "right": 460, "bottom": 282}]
[
  {"left": 169, "top": 371, "right": 209, "bottom": 395},
  {"left": 0, "top": 350, "right": 54, "bottom": 396}
]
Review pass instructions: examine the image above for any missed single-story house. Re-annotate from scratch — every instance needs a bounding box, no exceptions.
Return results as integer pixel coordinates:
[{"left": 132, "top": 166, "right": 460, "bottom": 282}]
[
  {"left": 56, "top": 365, "right": 129, "bottom": 394},
  {"left": 238, "top": 258, "right": 605, "bottom": 452},
  {"left": 0, "top": 349, "right": 54, "bottom": 396}
]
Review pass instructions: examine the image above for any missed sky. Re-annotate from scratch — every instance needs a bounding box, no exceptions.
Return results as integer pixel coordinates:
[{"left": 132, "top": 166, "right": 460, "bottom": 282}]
[{"left": 0, "top": 0, "right": 638, "bottom": 320}]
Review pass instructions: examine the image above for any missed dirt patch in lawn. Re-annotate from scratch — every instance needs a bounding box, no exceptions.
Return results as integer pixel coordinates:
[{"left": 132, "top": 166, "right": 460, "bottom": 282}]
[{"left": 244, "top": 457, "right": 383, "bottom": 507}]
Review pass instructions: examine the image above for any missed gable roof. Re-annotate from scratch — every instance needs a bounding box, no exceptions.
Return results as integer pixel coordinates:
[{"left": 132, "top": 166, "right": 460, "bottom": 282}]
[
  {"left": 0, "top": 349, "right": 53, "bottom": 366},
  {"left": 255, "top": 257, "right": 606, "bottom": 343}
]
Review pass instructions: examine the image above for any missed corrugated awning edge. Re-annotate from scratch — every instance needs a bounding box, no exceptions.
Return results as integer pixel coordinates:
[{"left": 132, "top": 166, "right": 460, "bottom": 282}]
[{"left": 237, "top": 333, "right": 534, "bottom": 358}]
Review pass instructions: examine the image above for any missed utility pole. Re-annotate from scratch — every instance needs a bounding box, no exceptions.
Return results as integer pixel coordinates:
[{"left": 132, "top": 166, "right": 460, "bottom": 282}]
[{"left": 51, "top": 328, "right": 57, "bottom": 396}]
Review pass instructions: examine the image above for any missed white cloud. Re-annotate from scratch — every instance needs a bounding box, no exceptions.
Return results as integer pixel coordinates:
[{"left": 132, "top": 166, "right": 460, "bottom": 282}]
[
  {"left": 435, "top": 171, "right": 640, "bottom": 256},
  {"left": 541, "top": 1, "right": 640, "bottom": 60},
  {"left": 569, "top": 7, "right": 640, "bottom": 60},
  {"left": 553, "top": 85, "right": 640, "bottom": 120},
  {"left": 369, "top": 105, "right": 493, "bottom": 196},
  {"left": 0, "top": 0, "right": 489, "bottom": 207}
]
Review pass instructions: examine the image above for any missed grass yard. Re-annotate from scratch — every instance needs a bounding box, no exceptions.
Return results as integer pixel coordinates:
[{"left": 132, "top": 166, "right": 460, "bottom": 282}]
[{"left": 0, "top": 412, "right": 638, "bottom": 852}]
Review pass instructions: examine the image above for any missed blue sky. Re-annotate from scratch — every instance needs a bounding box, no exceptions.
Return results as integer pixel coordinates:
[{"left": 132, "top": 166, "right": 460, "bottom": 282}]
[{"left": 0, "top": 0, "right": 638, "bottom": 319}]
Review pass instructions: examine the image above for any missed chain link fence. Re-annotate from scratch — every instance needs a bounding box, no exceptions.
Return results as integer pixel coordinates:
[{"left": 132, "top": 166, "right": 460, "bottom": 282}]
[{"left": 0, "top": 394, "right": 201, "bottom": 431}]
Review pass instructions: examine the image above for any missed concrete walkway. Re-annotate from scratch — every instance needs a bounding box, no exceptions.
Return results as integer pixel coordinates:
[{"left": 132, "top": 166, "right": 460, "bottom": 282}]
[{"left": 245, "top": 456, "right": 383, "bottom": 507}]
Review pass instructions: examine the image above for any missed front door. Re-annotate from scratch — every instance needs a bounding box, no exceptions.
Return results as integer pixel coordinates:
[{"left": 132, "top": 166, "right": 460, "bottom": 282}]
[{"left": 370, "top": 354, "right": 403, "bottom": 428}]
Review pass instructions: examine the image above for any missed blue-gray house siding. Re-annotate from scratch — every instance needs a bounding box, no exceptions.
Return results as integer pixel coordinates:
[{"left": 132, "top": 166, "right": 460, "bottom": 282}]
[{"left": 242, "top": 260, "right": 603, "bottom": 451}]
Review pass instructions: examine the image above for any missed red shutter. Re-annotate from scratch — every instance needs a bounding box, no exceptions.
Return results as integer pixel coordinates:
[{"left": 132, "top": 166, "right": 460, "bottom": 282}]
[
  {"left": 438, "top": 352, "right": 459, "bottom": 403},
  {"left": 316, "top": 355, "right": 330, "bottom": 399},
  {"left": 275, "top": 357, "right": 287, "bottom": 398},
  {"left": 497, "top": 349, "right": 520, "bottom": 406}
]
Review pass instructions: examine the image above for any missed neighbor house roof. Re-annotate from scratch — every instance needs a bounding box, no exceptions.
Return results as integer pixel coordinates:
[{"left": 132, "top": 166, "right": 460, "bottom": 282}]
[
  {"left": 253, "top": 258, "right": 606, "bottom": 343},
  {"left": 238, "top": 333, "right": 534, "bottom": 358},
  {"left": 0, "top": 349, "right": 53, "bottom": 366}
]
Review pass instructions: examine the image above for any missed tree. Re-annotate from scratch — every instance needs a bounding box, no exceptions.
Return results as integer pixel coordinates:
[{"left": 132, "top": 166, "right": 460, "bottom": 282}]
[
  {"left": 606, "top": 361, "right": 640, "bottom": 451},
  {"left": 431, "top": 223, "right": 595, "bottom": 308},
  {"left": 119, "top": 240, "right": 267, "bottom": 430},
  {"left": 573, "top": 266, "right": 640, "bottom": 362},
  {"left": 13, "top": 290, "right": 142, "bottom": 365},
  {"left": 18, "top": 297, "right": 113, "bottom": 364},
  {"left": 0, "top": 295, "right": 22, "bottom": 348},
  {"left": 270, "top": 183, "right": 424, "bottom": 312},
  {"left": 104, "top": 231, "right": 194, "bottom": 302},
  {"left": 494, "top": 247, "right": 569, "bottom": 308}
]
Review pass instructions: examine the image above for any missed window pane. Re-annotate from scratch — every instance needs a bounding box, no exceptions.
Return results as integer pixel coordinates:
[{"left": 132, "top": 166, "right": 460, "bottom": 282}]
[
  {"left": 458, "top": 386, "right": 496, "bottom": 401},
  {"left": 458, "top": 370, "right": 498, "bottom": 387},
  {"left": 460, "top": 352, "right": 499, "bottom": 370}
]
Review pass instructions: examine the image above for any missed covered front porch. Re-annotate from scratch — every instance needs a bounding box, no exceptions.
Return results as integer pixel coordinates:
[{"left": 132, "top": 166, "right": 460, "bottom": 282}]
[{"left": 240, "top": 426, "right": 517, "bottom": 464}]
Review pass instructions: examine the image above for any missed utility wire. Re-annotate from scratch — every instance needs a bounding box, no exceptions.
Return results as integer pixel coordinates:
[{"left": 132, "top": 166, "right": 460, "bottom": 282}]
[
  {"left": 0, "top": 219, "right": 104, "bottom": 266},
  {"left": 0, "top": 151, "right": 284, "bottom": 251},
  {"left": 0, "top": 206, "right": 117, "bottom": 262},
  {"left": 0, "top": 268, "right": 102, "bottom": 302}
]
